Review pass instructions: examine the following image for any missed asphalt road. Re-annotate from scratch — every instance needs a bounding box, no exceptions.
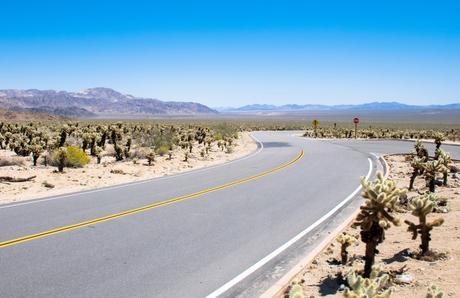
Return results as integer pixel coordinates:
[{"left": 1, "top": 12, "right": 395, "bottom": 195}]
[{"left": 0, "top": 132, "right": 458, "bottom": 297}]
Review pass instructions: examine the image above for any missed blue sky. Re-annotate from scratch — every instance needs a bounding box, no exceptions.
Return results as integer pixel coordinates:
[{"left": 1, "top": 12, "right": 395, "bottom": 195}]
[{"left": 1, "top": 0, "right": 459, "bottom": 107}]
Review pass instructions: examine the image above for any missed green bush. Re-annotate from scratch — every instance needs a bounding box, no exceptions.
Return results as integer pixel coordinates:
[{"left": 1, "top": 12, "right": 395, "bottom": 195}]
[
  {"left": 156, "top": 144, "right": 170, "bottom": 156},
  {"left": 66, "top": 146, "right": 90, "bottom": 167},
  {"left": 50, "top": 146, "right": 89, "bottom": 169}
]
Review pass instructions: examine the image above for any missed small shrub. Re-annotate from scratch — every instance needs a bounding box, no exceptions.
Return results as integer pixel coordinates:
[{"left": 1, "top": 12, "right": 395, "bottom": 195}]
[
  {"left": 156, "top": 144, "right": 170, "bottom": 156},
  {"left": 50, "top": 146, "right": 89, "bottom": 171},
  {"left": 65, "top": 146, "right": 90, "bottom": 167}
]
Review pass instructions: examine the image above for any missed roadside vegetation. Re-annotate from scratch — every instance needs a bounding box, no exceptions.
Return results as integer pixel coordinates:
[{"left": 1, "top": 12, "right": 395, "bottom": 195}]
[
  {"left": 285, "top": 137, "right": 459, "bottom": 298},
  {"left": 0, "top": 120, "right": 258, "bottom": 203}
]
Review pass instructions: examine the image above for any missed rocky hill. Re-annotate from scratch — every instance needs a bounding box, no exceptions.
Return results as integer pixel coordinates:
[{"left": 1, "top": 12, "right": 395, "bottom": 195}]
[
  {"left": 0, "top": 88, "right": 218, "bottom": 118},
  {"left": 0, "top": 108, "right": 66, "bottom": 121}
]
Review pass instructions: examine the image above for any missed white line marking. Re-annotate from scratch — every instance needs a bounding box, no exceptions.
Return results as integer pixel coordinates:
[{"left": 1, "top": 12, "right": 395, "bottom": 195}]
[
  {"left": 0, "top": 133, "right": 264, "bottom": 209},
  {"left": 206, "top": 157, "right": 373, "bottom": 298}
]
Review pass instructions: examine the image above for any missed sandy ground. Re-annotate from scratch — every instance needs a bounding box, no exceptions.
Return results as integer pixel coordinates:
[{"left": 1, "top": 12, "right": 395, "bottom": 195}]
[
  {"left": 0, "top": 132, "right": 257, "bottom": 205},
  {"left": 283, "top": 155, "right": 460, "bottom": 297}
]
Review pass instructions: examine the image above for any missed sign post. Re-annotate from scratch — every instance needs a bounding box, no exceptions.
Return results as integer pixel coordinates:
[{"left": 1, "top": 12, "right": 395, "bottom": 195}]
[
  {"left": 353, "top": 117, "right": 359, "bottom": 139},
  {"left": 312, "top": 119, "right": 319, "bottom": 138}
]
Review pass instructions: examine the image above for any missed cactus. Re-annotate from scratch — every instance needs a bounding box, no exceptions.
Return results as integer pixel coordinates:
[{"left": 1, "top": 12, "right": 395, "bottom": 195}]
[
  {"left": 54, "top": 147, "right": 67, "bottom": 172},
  {"left": 146, "top": 150, "right": 155, "bottom": 166},
  {"left": 343, "top": 265, "right": 393, "bottom": 298},
  {"left": 336, "top": 232, "right": 357, "bottom": 265},
  {"left": 409, "top": 156, "right": 425, "bottom": 190},
  {"left": 414, "top": 140, "right": 429, "bottom": 159},
  {"left": 288, "top": 282, "right": 304, "bottom": 298},
  {"left": 113, "top": 143, "right": 124, "bottom": 161},
  {"left": 437, "top": 150, "right": 451, "bottom": 185},
  {"left": 423, "top": 160, "right": 445, "bottom": 192},
  {"left": 30, "top": 143, "right": 44, "bottom": 166},
  {"left": 355, "top": 172, "right": 404, "bottom": 277},
  {"left": 94, "top": 146, "right": 103, "bottom": 164},
  {"left": 59, "top": 125, "right": 69, "bottom": 147},
  {"left": 404, "top": 193, "right": 444, "bottom": 255},
  {"left": 426, "top": 285, "right": 444, "bottom": 298},
  {"left": 433, "top": 132, "right": 445, "bottom": 150}
]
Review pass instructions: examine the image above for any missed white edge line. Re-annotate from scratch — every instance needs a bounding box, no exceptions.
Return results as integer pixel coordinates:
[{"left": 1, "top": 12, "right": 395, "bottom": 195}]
[
  {"left": 206, "top": 157, "right": 373, "bottom": 298},
  {"left": 0, "top": 133, "right": 264, "bottom": 210}
]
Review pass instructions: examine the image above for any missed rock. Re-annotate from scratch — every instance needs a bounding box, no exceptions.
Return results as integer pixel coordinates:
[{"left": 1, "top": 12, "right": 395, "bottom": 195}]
[
  {"left": 452, "top": 173, "right": 460, "bottom": 180},
  {"left": 450, "top": 165, "right": 459, "bottom": 173},
  {"left": 395, "top": 273, "right": 414, "bottom": 284},
  {"left": 42, "top": 181, "right": 55, "bottom": 188}
]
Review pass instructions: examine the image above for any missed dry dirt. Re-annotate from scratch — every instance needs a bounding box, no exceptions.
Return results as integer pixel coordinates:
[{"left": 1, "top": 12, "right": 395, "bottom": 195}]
[
  {"left": 0, "top": 132, "right": 257, "bottom": 205},
  {"left": 284, "top": 155, "right": 460, "bottom": 298}
]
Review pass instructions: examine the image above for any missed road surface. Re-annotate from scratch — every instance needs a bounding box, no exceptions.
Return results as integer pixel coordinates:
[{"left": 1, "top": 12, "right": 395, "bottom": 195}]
[{"left": 0, "top": 132, "right": 458, "bottom": 297}]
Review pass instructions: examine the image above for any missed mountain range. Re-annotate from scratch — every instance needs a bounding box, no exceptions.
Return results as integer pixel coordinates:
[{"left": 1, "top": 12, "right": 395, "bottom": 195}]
[
  {"left": 217, "top": 102, "right": 460, "bottom": 113},
  {"left": 1, "top": 87, "right": 458, "bottom": 120},
  {"left": 0, "top": 88, "right": 217, "bottom": 118}
]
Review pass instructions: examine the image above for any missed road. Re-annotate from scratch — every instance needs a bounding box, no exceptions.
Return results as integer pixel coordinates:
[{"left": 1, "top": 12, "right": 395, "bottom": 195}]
[{"left": 0, "top": 132, "right": 458, "bottom": 297}]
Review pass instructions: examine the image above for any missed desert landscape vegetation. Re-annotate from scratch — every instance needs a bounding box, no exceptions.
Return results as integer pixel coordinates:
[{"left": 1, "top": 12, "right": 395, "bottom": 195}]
[
  {"left": 2, "top": 1, "right": 459, "bottom": 297},
  {"left": 1, "top": 115, "right": 459, "bottom": 298},
  {"left": 283, "top": 136, "right": 459, "bottom": 298}
]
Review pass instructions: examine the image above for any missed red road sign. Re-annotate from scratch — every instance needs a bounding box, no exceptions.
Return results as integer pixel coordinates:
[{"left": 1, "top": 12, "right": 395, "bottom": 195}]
[{"left": 353, "top": 117, "right": 360, "bottom": 124}]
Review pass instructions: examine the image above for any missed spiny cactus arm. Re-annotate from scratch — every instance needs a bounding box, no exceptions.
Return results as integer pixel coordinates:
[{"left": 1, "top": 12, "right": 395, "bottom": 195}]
[
  {"left": 379, "top": 206, "right": 401, "bottom": 226},
  {"left": 426, "top": 218, "right": 444, "bottom": 228},
  {"left": 426, "top": 285, "right": 444, "bottom": 298},
  {"left": 404, "top": 220, "right": 420, "bottom": 240}
]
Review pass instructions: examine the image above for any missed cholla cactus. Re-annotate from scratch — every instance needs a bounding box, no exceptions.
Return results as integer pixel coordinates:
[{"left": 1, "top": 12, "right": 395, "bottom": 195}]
[
  {"left": 29, "top": 143, "right": 43, "bottom": 166},
  {"left": 355, "top": 172, "right": 404, "bottom": 277},
  {"left": 146, "top": 150, "right": 155, "bottom": 166},
  {"left": 433, "top": 132, "right": 445, "bottom": 150},
  {"left": 426, "top": 285, "right": 444, "bottom": 298},
  {"left": 404, "top": 194, "right": 444, "bottom": 255},
  {"left": 437, "top": 150, "right": 451, "bottom": 185},
  {"left": 113, "top": 143, "right": 124, "bottom": 161},
  {"left": 54, "top": 147, "right": 67, "bottom": 172},
  {"left": 414, "top": 140, "right": 429, "bottom": 159},
  {"left": 343, "top": 265, "right": 393, "bottom": 298},
  {"left": 423, "top": 160, "right": 445, "bottom": 192},
  {"left": 94, "top": 145, "right": 103, "bottom": 164},
  {"left": 336, "top": 233, "right": 357, "bottom": 265},
  {"left": 288, "top": 281, "right": 304, "bottom": 298},
  {"left": 409, "top": 156, "right": 426, "bottom": 190}
]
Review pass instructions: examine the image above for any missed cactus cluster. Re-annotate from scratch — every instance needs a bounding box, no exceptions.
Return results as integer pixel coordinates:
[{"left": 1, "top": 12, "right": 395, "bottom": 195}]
[
  {"left": 0, "top": 120, "right": 241, "bottom": 169},
  {"left": 408, "top": 140, "right": 451, "bottom": 192},
  {"left": 303, "top": 127, "right": 456, "bottom": 142},
  {"left": 343, "top": 265, "right": 393, "bottom": 298}
]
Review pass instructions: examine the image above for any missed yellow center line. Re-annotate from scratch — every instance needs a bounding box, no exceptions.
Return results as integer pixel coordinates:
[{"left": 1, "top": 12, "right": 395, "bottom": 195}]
[{"left": 0, "top": 150, "right": 304, "bottom": 249}]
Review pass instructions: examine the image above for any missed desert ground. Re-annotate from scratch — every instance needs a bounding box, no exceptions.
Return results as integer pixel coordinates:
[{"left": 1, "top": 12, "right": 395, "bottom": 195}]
[{"left": 283, "top": 155, "right": 460, "bottom": 298}]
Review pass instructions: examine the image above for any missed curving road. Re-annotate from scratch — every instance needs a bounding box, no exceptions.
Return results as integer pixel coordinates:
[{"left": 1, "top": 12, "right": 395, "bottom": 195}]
[{"left": 0, "top": 132, "right": 458, "bottom": 297}]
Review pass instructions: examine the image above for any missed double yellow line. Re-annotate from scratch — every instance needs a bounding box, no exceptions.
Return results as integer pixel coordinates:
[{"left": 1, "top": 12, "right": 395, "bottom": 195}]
[{"left": 0, "top": 150, "right": 304, "bottom": 249}]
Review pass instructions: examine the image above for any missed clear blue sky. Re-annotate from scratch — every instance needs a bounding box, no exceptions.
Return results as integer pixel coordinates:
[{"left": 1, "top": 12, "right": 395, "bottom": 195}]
[{"left": 1, "top": 0, "right": 459, "bottom": 107}]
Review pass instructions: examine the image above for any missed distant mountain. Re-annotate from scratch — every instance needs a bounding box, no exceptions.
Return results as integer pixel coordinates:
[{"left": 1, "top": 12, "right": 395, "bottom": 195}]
[
  {"left": 219, "top": 101, "right": 460, "bottom": 113},
  {"left": 0, "top": 108, "right": 66, "bottom": 121},
  {"left": 0, "top": 87, "right": 218, "bottom": 118}
]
